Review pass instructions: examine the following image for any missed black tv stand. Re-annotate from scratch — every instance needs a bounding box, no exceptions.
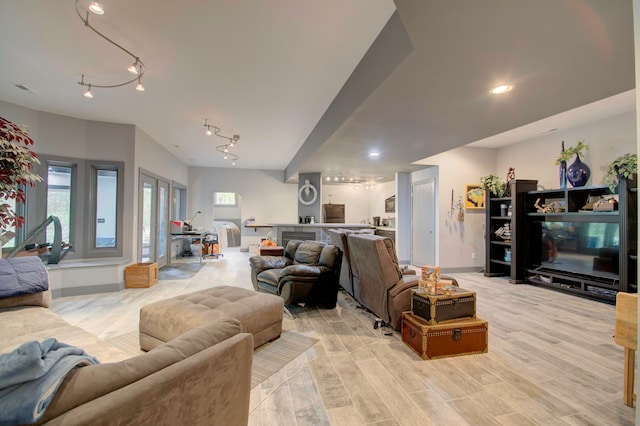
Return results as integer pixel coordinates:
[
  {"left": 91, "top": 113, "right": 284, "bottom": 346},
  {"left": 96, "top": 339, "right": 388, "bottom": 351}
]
[
  {"left": 521, "top": 179, "right": 637, "bottom": 303},
  {"left": 527, "top": 266, "right": 620, "bottom": 303}
]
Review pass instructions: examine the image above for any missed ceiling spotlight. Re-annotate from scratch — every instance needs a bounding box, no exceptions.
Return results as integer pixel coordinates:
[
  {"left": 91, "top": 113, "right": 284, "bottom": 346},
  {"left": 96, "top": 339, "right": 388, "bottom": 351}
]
[
  {"left": 326, "top": 177, "right": 331, "bottom": 181},
  {"left": 83, "top": 85, "right": 93, "bottom": 99},
  {"left": 223, "top": 146, "right": 228, "bottom": 153},
  {"left": 368, "top": 152, "right": 380, "bottom": 158},
  {"left": 224, "top": 153, "right": 228, "bottom": 160},
  {"left": 490, "top": 84, "right": 513, "bottom": 94},
  {"left": 135, "top": 78, "right": 145, "bottom": 92},
  {"left": 127, "top": 60, "right": 139, "bottom": 75},
  {"left": 232, "top": 159, "right": 236, "bottom": 166},
  {"left": 88, "top": 1, "right": 105, "bottom": 15},
  {"left": 334, "top": 177, "right": 339, "bottom": 181}
]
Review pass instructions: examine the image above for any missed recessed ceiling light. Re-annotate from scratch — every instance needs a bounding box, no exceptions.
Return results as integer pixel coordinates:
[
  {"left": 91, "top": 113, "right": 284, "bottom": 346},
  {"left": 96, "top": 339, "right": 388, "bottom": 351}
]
[
  {"left": 490, "top": 84, "right": 513, "bottom": 94},
  {"left": 368, "top": 152, "right": 380, "bottom": 158}
]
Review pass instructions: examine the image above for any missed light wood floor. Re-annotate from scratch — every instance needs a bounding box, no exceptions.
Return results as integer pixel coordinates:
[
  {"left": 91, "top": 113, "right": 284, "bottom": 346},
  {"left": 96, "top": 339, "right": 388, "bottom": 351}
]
[{"left": 51, "top": 249, "right": 636, "bottom": 426}]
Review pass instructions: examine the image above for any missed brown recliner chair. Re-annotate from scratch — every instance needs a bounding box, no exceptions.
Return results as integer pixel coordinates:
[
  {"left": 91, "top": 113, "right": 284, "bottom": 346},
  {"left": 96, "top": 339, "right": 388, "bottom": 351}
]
[
  {"left": 249, "top": 240, "right": 342, "bottom": 308},
  {"left": 347, "top": 233, "right": 419, "bottom": 330}
]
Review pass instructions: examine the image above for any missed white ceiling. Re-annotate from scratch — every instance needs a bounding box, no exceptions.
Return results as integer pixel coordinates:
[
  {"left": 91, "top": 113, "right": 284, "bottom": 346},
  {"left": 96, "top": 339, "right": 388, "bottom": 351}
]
[{"left": 0, "top": 1, "right": 635, "bottom": 184}]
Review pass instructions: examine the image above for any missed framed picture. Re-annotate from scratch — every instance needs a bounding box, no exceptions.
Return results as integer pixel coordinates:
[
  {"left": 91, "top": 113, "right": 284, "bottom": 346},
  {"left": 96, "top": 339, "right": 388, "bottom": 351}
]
[{"left": 465, "top": 184, "right": 485, "bottom": 209}]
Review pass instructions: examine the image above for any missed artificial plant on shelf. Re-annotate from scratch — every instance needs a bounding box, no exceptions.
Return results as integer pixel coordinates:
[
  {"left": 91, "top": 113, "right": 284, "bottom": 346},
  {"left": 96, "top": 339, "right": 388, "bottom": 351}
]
[
  {"left": 479, "top": 174, "right": 505, "bottom": 198},
  {"left": 0, "top": 116, "right": 42, "bottom": 246},
  {"left": 604, "top": 153, "right": 637, "bottom": 193}
]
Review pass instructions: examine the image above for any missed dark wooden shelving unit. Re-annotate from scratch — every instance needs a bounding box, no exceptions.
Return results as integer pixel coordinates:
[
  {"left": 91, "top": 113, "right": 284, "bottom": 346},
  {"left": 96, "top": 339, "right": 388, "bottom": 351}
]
[{"left": 484, "top": 179, "right": 538, "bottom": 283}]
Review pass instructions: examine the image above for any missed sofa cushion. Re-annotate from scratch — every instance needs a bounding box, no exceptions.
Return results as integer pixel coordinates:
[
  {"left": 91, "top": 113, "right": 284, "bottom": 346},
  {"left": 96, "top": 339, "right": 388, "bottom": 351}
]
[{"left": 0, "top": 307, "right": 130, "bottom": 364}]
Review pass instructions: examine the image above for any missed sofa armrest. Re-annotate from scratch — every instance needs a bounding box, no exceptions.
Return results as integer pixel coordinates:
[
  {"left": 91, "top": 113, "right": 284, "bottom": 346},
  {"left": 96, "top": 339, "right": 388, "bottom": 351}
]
[
  {"left": 249, "top": 255, "right": 292, "bottom": 272},
  {"left": 38, "top": 318, "right": 249, "bottom": 424},
  {"left": 279, "top": 264, "right": 322, "bottom": 278},
  {"left": 402, "top": 269, "right": 417, "bottom": 276},
  {"left": 0, "top": 288, "right": 51, "bottom": 309}
]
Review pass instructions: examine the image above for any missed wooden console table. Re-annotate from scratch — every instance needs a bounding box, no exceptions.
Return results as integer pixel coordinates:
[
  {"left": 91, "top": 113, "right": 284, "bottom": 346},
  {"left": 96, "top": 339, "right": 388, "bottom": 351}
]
[{"left": 615, "top": 292, "right": 637, "bottom": 407}]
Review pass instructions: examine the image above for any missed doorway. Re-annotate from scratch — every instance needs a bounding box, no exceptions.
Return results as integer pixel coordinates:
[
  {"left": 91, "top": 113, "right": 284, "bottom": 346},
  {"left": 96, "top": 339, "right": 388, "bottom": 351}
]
[
  {"left": 411, "top": 178, "right": 436, "bottom": 266},
  {"left": 138, "top": 171, "right": 170, "bottom": 267}
]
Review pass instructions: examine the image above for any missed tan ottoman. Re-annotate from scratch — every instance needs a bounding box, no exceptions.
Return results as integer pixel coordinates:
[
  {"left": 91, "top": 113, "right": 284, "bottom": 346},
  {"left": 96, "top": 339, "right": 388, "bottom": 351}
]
[{"left": 139, "top": 286, "right": 284, "bottom": 350}]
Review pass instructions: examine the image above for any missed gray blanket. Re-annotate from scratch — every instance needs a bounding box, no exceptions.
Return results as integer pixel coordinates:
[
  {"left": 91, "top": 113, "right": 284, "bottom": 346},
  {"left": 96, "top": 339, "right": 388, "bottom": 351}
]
[
  {"left": 0, "top": 257, "right": 48, "bottom": 299},
  {"left": 0, "top": 338, "right": 99, "bottom": 425}
]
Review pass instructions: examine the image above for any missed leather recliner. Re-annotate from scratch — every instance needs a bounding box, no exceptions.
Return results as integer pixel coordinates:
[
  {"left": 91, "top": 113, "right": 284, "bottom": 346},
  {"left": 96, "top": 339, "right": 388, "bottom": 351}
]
[
  {"left": 328, "top": 228, "right": 416, "bottom": 301},
  {"left": 347, "top": 233, "right": 421, "bottom": 330},
  {"left": 249, "top": 240, "right": 342, "bottom": 308}
]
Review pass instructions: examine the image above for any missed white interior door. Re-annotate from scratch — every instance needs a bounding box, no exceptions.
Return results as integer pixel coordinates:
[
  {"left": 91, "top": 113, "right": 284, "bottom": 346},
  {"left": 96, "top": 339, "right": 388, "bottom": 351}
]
[{"left": 412, "top": 178, "right": 436, "bottom": 266}]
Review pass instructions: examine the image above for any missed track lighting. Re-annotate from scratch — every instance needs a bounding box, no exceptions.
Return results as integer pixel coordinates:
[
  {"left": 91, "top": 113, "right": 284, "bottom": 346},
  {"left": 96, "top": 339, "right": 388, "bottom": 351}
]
[
  {"left": 203, "top": 119, "right": 241, "bottom": 165},
  {"left": 127, "top": 60, "right": 140, "bottom": 75},
  {"left": 88, "top": 1, "right": 104, "bottom": 15},
  {"left": 75, "top": 1, "right": 146, "bottom": 97},
  {"left": 83, "top": 85, "right": 93, "bottom": 99}
]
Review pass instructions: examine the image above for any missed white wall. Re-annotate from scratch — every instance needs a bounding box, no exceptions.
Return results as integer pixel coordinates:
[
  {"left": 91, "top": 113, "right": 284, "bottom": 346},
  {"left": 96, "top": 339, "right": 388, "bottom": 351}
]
[
  {"left": 496, "top": 111, "right": 636, "bottom": 190},
  {"left": 318, "top": 180, "right": 399, "bottom": 226},
  {"left": 188, "top": 167, "right": 297, "bottom": 246},
  {"left": 415, "top": 147, "right": 497, "bottom": 270}
]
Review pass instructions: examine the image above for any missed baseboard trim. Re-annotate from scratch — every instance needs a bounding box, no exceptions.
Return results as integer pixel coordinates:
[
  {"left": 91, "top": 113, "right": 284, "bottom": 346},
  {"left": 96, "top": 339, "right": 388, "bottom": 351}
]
[
  {"left": 441, "top": 267, "right": 483, "bottom": 274},
  {"left": 52, "top": 282, "right": 124, "bottom": 298}
]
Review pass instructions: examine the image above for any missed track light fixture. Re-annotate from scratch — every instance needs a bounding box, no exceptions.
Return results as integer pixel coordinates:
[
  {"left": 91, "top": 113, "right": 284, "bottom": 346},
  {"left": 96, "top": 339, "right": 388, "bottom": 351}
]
[
  {"left": 203, "top": 119, "right": 240, "bottom": 165},
  {"left": 75, "top": 0, "right": 146, "bottom": 98}
]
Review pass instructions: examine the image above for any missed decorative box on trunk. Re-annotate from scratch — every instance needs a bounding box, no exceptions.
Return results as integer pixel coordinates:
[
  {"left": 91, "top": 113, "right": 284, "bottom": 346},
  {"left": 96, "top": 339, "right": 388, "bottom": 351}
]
[
  {"left": 125, "top": 262, "right": 159, "bottom": 288},
  {"left": 401, "top": 311, "right": 488, "bottom": 360},
  {"left": 411, "top": 287, "right": 476, "bottom": 325}
]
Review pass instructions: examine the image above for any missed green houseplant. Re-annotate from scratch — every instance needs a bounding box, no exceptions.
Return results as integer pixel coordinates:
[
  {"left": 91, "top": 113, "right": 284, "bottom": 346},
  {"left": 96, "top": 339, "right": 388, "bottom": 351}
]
[
  {"left": 554, "top": 140, "right": 589, "bottom": 165},
  {"left": 0, "top": 116, "right": 42, "bottom": 242},
  {"left": 479, "top": 174, "right": 505, "bottom": 198},
  {"left": 604, "top": 153, "right": 637, "bottom": 193}
]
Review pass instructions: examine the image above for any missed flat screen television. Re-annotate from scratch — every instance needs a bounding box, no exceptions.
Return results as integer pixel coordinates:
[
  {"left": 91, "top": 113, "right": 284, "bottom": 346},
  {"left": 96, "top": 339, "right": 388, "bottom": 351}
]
[{"left": 537, "top": 221, "right": 620, "bottom": 278}]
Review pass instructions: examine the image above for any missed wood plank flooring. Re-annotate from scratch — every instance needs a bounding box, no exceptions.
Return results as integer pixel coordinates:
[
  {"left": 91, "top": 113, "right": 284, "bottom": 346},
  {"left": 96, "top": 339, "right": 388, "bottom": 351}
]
[{"left": 50, "top": 249, "right": 636, "bottom": 425}]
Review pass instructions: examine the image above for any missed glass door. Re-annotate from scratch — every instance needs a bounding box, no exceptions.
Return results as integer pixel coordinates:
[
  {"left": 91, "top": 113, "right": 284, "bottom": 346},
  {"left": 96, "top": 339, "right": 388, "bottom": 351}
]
[
  {"left": 138, "top": 172, "right": 170, "bottom": 266},
  {"left": 157, "top": 180, "right": 169, "bottom": 267},
  {"left": 139, "top": 174, "right": 156, "bottom": 263}
]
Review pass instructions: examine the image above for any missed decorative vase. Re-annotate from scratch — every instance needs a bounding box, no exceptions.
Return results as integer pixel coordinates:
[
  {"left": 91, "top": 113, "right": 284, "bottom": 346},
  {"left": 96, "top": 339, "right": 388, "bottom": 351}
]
[
  {"left": 559, "top": 160, "right": 567, "bottom": 189},
  {"left": 567, "top": 154, "right": 591, "bottom": 187}
]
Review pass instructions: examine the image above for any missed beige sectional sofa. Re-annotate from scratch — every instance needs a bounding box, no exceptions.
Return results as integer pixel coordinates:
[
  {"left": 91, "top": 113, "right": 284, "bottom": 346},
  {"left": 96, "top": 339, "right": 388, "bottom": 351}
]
[{"left": 0, "top": 289, "right": 254, "bottom": 425}]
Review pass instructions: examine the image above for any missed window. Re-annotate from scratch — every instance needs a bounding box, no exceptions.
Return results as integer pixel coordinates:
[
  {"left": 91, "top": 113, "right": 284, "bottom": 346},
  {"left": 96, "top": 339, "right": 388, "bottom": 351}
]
[
  {"left": 29, "top": 155, "right": 124, "bottom": 259},
  {"left": 0, "top": 196, "right": 18, "bottom": 249},
  {"left": 214, "top": 192, "right": 237, "bottom": 207},
  {"left": 46, "top": 165, "right": 73, "bottom": 245},
  {"left": 172, "top": 183, "right": 187, "bottom": 221},
  {"left": 95, "top": 169, "right": 118, "bottom": 248}
]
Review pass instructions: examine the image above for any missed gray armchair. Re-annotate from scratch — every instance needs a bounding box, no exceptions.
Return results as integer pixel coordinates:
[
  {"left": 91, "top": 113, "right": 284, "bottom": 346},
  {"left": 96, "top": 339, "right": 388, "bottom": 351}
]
[{"left": 249, "top": 240, "right": 342, "bottom": 308}]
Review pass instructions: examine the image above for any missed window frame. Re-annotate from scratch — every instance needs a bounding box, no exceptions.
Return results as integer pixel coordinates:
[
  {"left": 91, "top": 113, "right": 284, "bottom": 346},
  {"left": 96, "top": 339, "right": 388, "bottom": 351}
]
[
  {"left": 85, "top": 161, "right": 124, "bottom": 257},
  {"left": 27, "top": 155, "right": 124, "bottom": 260}
]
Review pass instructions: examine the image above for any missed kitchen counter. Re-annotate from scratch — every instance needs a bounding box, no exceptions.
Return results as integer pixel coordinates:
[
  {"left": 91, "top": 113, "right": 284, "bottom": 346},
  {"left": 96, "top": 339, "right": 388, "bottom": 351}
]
[{"left": 270, "top": 223, "right": 374, "bottom": 246}]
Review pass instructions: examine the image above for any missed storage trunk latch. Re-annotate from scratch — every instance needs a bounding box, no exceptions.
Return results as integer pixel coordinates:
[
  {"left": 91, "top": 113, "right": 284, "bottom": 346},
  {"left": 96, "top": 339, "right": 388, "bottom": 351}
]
[{"left": 452, "top": 328, "right": 462, "bottom": 342}]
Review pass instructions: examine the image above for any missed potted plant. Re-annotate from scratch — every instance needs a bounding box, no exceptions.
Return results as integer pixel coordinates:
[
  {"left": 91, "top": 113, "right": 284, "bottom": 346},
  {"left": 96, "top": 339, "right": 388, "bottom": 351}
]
[
  {"left": 604, "top": 153, "right": 637, "bottom": 193},
  {"left": 479, "top": 174, "right": 505, "bottom": 198},
  {"left": 0, "top": 116, "right": 42, "bottom": 246},
  {"left": 554, "top": 140, "right": 589, "bottom": 165}
]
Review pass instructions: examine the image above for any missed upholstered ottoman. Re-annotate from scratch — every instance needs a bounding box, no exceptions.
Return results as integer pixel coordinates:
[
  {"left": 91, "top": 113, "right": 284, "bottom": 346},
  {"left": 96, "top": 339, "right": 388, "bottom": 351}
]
[{"left": 139, "top": 286, "right": 284, "bottom": 350}]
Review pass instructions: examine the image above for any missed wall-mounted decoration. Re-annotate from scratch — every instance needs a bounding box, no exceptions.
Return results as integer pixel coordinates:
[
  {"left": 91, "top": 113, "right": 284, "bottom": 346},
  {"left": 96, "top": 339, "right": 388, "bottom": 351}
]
[
  {"left": 298, "top": 179, "right": 318, "bottom": 205},
  {"left": 465, "top": 184, "right": 485, "bottom": 209}
]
